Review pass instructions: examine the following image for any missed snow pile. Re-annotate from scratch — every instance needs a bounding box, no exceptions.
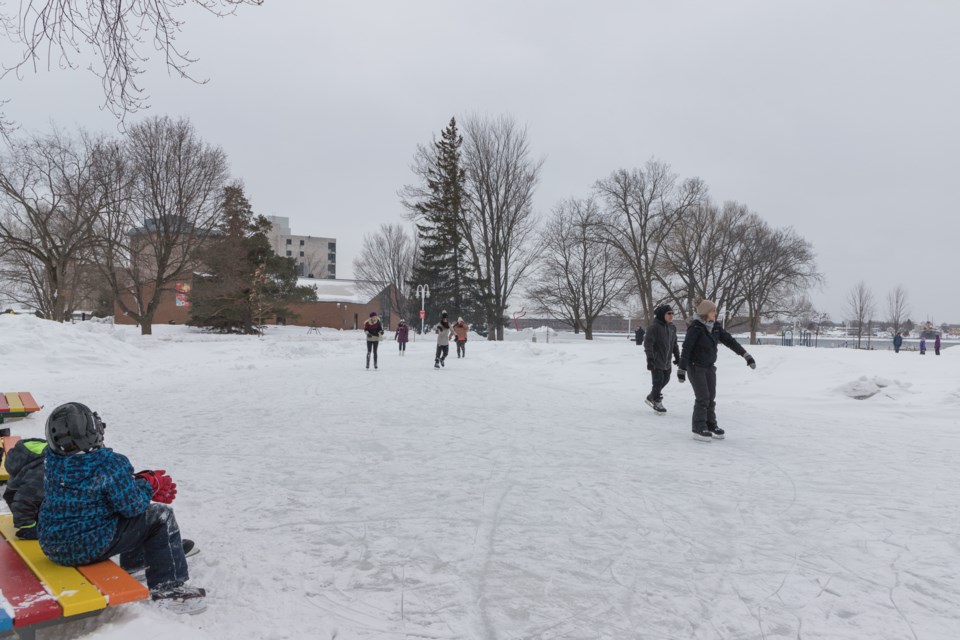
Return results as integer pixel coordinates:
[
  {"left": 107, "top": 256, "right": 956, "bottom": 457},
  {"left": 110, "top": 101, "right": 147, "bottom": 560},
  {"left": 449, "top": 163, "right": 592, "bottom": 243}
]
[
  {"left": 1, "top": 315, "right": 959, "bottom": 639},
  {"left": 838, "top": 375, "right": 912, "bottom": 400}
]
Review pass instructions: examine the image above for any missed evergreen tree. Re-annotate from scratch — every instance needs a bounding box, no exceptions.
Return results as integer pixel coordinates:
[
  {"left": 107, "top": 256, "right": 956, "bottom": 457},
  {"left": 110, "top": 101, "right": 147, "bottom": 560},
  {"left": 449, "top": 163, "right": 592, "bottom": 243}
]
[
  {"left": 188, "top": 185, "right": 315, "bottom": 333},
  {"left": 409, "top": 117, "right": 483, "bottom": 328}
]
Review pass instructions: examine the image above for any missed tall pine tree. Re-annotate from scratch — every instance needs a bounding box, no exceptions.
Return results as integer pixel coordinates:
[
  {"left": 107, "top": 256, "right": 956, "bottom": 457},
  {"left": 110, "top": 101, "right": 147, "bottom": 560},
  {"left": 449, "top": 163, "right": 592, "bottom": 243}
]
[
  {"left": 188, "top": 185, "right": 315, "bottom": 333},
  {"left": 409, "top": 117, "right": 482, "bottom": 328}
]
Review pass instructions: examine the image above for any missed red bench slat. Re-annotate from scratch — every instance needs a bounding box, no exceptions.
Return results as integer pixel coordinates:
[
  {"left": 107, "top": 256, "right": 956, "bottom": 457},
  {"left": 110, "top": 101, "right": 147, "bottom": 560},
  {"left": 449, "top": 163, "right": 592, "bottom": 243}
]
[
  {"left": 0, "top": 538, "right": 63, "bottom": 627},
  {"left": 0, "top": 395, "right": 8, "bottom": 413}
]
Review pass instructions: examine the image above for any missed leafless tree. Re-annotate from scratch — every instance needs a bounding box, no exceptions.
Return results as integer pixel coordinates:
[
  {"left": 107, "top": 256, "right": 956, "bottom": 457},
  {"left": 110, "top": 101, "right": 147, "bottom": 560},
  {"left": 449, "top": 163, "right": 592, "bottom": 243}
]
[
  {"left": 886, "top": 284, "right": 910, "bottom": 335},
  {"left": 1, "top": 1, "right": 262, "bottom": 124},
  {"left": 657, "top": 199, "right": 751, "bottom": 321},
  {"left": 0, "top": 129, "right": 110, "bottom": 321},
  {"left": 352, "top": 223, "right": 417, "bottom": 328},
  {"left": 94, "top": 116, "right": 228, "bottom": 335},
  {"left": 461, "top": 115, "right": 542, "bottom": 340},
  {"left": 846, "top": 281, "right": 876, "bottom": 349},
  {"left": 739, "top": 216, "right": 821, "bottom": 344},
  {"left": 527, "top": 197, "right": 629, "bottom": 339},
  {"left": 593, "top": 160, "right": 707, "bottom": 327}
]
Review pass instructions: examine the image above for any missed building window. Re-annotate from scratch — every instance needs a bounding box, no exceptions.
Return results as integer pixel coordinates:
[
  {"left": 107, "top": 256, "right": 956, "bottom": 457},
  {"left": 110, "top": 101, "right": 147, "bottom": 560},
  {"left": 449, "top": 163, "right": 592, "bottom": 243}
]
[
  {"left": 299, "top": 239, "right": 304, "bottom": 246},
  {"left": 328, "top": 253, "right": 336, "bottom": 263},
  {"left": 328, "top": 242, "right": 336, "bottom": 251},
  {"left": 286, "top": 250, "right": 292, "bottom": 256},
  {"left": 329, "top": 265, "right": 336, "bottom": 275},
  {"left": 286, "top": 239, "right": 292, "bottom": 245},
  {"left": 299, "top": 251, "right": 304, "bottom": 257}
]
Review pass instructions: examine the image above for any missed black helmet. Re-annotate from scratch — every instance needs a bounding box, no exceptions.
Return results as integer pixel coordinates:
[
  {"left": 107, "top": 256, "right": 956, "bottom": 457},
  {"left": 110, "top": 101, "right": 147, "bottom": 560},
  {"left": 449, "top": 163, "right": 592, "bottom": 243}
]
[
  {"left": 654, "top": 304, "right": 674, "bottom": 321},
  {"left": 45, "top": 402, "right": 106, "bottom": 456}
]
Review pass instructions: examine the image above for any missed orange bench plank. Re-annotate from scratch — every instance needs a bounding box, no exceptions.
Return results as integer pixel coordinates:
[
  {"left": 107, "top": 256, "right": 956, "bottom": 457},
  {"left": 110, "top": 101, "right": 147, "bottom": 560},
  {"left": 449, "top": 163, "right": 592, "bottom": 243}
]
[
  {"left": 76, "top": 561, "right": 149, "bottom": 606},
  {"left": 0, "top": 436, "right": 20, "bottom": 482},
  {"left": 3, "top": 394, "right": 23, "bottom": 413},
  {"left": 17, "top": 393, "right": 40, "bottom": 413},
  {"left": 0, "top": 395, "right": 8, "bottom": 412},
  {"left": 0, "top": 538, "right": 63, "bottom": 628},
  {"left": 2, "top": 436, "right": 20, "bottom": 453}
]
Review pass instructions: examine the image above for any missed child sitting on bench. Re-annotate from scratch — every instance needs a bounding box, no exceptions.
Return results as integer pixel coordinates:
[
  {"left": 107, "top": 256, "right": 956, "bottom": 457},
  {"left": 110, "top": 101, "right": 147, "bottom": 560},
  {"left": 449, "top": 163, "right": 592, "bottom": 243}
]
[{"left": 38, "top": 402, "right": 206, "bottom": 614}]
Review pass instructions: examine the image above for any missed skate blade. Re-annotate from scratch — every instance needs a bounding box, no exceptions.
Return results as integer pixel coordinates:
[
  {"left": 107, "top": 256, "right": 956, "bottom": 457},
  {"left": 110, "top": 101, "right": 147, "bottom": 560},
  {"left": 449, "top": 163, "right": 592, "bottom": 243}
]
[{"left": 692, "top": 434, "right": 713, "bottom": 442}]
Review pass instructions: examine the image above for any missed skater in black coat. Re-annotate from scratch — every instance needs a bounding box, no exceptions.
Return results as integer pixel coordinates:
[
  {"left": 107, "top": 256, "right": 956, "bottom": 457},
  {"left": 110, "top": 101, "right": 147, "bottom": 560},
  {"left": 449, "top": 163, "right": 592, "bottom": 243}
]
[
  {"left": 643, "top": 304, "right": 680, "bottom": 414},
  {"left": 677, "top": 300, "right": 756, "bottom": 441}
]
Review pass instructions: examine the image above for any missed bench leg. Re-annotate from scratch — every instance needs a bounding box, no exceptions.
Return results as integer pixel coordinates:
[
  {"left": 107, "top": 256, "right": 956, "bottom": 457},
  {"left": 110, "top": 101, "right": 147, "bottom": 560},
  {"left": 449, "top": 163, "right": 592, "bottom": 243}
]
[{"left": 0, "top": 429, "right": 9, "bottom": 438}]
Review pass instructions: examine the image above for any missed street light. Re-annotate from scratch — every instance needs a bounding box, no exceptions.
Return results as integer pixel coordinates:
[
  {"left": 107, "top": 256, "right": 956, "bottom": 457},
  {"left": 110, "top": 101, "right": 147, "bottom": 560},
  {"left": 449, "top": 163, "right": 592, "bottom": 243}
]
[{"left": 416, "top": 284, "right": 430, "bottom": 334}]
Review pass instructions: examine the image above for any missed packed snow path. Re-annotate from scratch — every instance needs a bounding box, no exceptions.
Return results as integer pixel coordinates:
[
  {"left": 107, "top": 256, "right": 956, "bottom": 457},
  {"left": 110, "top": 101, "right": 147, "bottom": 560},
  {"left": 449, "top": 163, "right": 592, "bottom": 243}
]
[{"left": 2, "top": 315, "right": 958, "bottom": 640}]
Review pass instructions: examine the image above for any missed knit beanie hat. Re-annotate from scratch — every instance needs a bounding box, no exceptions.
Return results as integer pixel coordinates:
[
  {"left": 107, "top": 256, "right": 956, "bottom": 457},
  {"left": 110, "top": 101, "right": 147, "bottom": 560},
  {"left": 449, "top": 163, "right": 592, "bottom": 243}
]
[
  {"left": 369, "top": 311, "right": 378, "bottom": 317},
  {"left": 696, "top": 300, "right": 717, "bottom": 318}
]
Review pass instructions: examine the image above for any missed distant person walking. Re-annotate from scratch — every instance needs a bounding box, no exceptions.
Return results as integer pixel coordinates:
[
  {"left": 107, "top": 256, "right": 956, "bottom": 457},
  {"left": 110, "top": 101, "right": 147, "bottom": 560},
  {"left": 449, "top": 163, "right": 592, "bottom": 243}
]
[
  {"left": 678, "top": 300, "right": 756, "bottom": 442},
  {"left": 893, "top": 332, "right": 903, "bottom": 353},
  {"left": 395, "top": 319, "right": 409, "bottom": 356},
  {"left": 919, "top": 337, "right": 927, "bottom": 355},
  {"left": 364, "top": 312, "right": 384, "bottom": 369},
  {"left": 452, "top": 317, "right": 469, "bottom": 358},
  {"left": 434, "top": 311, "right": 452, "bottom": 369},
  {"left": 634, "top": 325, "right": 645, "bottom": 346},
  {"left": 643, "top": 304, "right": 680, "bottom": 414},
  {"left": 935, "top": 334, "right": 941, "bottom": 356}
]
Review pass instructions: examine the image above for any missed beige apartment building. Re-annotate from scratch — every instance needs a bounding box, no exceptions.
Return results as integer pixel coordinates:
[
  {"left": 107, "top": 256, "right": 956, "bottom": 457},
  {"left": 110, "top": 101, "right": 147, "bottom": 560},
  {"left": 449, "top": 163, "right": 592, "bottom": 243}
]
[{"left": 264, "top": 216, "right": 336, "bottom": 279}]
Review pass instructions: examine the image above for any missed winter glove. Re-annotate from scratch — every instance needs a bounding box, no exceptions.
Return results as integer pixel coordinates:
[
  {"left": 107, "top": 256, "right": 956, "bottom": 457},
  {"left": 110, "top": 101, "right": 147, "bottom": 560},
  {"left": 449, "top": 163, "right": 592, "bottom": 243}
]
[
  {"left": 646, "top": 359, "right": 654, "bottom": 371},
  {"left": 673, "top": 357, "right": 680, "bottom": 366},
  {"left": 16, "top": 522, "right": 38, "bottom": 540},
  {"left": 744, "top": 353, "right": 756, "bottom": 369},
  {"left": 135, "top": 469, "right": 178, "bottom": 504},
  {"left": 677, "top": 369, "right": 686, "bottom": 383}
]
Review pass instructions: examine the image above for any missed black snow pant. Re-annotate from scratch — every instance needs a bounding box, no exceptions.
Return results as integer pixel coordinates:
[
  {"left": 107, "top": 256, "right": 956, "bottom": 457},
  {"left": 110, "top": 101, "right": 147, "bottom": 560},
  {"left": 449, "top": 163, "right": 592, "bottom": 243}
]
[
  {"left": 688, "top": 364, "right": 718, "bottom": 433},
  {"left": 366, "top": 340, "right": 379, "bottom": 367},
  {"left": 456, "top": 341, "right": 466, "bottom": 357},
  {"left": 648, "top": 368, "right": 671, "bottom": 401},
  {"left": 435, "top": 344, "right": 449, "bottom": 365},
  {"left": 398, "top": 341, "right": 406, "bottom": 352},
  {"left": 100, "top": 503, "right": 188, "bottom": 590}
]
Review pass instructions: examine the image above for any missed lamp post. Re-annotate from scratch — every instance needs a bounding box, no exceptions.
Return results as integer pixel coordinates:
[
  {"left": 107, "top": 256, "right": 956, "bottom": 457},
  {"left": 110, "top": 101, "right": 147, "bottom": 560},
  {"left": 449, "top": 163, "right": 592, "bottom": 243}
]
[{"left": 416, "top": 284, "right": 430, "bottom": 334}]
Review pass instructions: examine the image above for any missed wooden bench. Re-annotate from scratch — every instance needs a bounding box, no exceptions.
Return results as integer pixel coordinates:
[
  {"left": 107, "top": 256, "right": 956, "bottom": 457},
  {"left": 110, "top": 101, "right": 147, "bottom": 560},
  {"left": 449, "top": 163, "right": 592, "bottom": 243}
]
[
  {"left": 0, "top": 514, "right": 149, "bottom": 640},
  {"left": 0, "top": 436, "right": 22, "bottom": 483},
  {"left": 0, "top": 393, "right": 41, "bottom": 438}
]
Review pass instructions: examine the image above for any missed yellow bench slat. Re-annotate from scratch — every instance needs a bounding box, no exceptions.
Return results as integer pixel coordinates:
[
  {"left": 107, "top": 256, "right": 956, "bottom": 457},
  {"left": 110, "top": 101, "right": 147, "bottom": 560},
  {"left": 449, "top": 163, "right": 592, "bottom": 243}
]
[
  {"left": 0, "top": 515, "right": 108, "bottom": 616},
  {"left": 3, "top": 393, "right": 24, "bottom": 413}
]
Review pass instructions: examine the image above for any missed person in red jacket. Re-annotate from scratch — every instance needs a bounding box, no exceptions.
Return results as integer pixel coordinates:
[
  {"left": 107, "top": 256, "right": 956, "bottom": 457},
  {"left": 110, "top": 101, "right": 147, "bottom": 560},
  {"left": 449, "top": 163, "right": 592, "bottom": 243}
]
[
  {"left": 395, "top": 319, "right": 410, "bottom": 356},
  {"left": 451, "top": 317, "right": 469, "bottom": 358},
  {"left": 364, "top": 312, "right": 384, "bottom": 369}
]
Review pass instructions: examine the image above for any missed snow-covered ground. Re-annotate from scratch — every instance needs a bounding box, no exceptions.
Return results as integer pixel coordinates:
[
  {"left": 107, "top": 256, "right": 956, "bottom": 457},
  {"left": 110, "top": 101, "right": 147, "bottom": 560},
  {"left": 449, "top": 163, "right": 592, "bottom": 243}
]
[{"left": 1, "top": 314, "right": 958, "bottom": 640}]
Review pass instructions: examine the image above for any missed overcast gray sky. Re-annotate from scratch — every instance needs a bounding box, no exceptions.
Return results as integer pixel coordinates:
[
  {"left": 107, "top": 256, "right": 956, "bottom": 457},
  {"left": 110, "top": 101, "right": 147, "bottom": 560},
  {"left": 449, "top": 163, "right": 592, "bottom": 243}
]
[{"left": 3, "top": 0, "right": 957, "bottom": 323}]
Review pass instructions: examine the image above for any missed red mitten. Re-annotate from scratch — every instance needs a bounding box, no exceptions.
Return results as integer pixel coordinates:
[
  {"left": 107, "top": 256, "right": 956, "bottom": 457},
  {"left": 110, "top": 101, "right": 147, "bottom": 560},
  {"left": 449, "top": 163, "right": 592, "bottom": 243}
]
[{"left": 135, "top": 470, "right": 178, "bottom": 503}]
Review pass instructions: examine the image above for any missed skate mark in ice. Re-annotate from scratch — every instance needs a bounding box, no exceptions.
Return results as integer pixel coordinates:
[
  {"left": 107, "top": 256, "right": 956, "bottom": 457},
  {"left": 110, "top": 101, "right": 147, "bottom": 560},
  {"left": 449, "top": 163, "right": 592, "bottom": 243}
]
[
  {"left": 469, "top": 460, "right": 516, "bottom": 640},
  {"left": 888, "top": 549, "right": 920, "bottom": 640}
]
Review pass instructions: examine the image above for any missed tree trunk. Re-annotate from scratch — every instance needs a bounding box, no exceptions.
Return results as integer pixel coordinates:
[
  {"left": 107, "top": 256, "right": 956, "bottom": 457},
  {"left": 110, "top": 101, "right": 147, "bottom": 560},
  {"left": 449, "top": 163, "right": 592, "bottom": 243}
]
[
  {"left": 140, "top": 320, "right": 153, "bottom": 335},
  {"left": 584, "top": 323, "right": 593, "bottom": 340}
]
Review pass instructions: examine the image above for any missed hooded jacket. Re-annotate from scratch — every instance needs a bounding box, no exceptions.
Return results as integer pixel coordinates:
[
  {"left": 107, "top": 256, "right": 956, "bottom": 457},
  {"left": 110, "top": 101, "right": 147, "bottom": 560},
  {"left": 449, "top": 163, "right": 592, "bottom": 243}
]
[
  {"left": 38, "top": 447, "right": 152, "bottom": 566},
  {"left": 643, "top": 308, "right": 679, "bottom": 370},
  {"left": 679, "top": 318, "right": 746, "bottom": 370},
  {"left": 395, "top": 322, "right": 409, "bottom": 343},
  {"left": 452, "top": 321, "right": 469, "bottom": 342},
  {"left": 364, "top": 317, "right": 384, "bottom": 341},
  {"left": 435, "top": 321, "right": 451, "bottom": 346},
  {"left": 2, "top": 438, "right": 47, "bottom": 539}
]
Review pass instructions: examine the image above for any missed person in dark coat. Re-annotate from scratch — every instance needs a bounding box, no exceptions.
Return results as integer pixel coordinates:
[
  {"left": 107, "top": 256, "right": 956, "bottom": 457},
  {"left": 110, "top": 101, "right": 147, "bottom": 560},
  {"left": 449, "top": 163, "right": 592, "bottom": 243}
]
[
  {"left": 363, "top": 311, "right": 385, "bottom": 369},
  {"left": 678, "top": 300, "right": 756, "bottom": 441},
  {"left": 1, "top": 438, "right": 47, "bottom": 539},
  {"left": 935, "top": 334, "right": 941, "bottom": 356},
  {"left": 892, "top": 332, "right": 903, "bottom": 353},
  {"left": 634, "top": 325, "right": 645, "bottom": 346},
  {"left": 643, "top": 304, "right": 680, "bottom": 414},
  {"left": 395, "top": 319, "right": 409, "bottom": 355},
  {"left": 919, "top": 337, "right": 926, "bottom": 355}
]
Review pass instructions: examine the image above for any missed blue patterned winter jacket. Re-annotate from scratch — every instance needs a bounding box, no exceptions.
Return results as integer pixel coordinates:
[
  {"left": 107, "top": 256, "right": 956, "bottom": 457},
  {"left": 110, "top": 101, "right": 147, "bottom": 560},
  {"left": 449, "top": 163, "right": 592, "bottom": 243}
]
[{"left": 38, "top": 447, "right": 152, "bottom": 566}]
